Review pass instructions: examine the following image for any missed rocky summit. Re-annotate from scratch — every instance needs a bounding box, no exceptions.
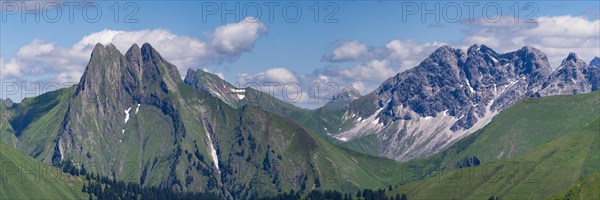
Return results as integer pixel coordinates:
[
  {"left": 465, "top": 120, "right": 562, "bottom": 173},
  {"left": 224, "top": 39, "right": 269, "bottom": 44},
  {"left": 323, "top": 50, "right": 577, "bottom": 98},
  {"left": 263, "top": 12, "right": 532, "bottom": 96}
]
[
  {"left": 538, "top": 53, "right": 600, "bottom": 96},
  {"left": 336, "top": 44, "right": 599, "bottom": 161},
  {"left": 4, "top": 43, "right": 409, "bottom": 198}
]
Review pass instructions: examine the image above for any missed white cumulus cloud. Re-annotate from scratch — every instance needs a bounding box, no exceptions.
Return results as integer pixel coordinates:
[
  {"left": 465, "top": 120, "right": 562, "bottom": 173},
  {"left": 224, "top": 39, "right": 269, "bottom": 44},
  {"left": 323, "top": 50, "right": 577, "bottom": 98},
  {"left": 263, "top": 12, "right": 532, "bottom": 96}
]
[
  {"left": 1, "top": 17, "right": 268, "bottom": 85},
  {"left": 322, "top": 40, "right": 372, "bottom": 62},
  {"left": 211, "top": 17, "right": 267, "bottom": 56}
]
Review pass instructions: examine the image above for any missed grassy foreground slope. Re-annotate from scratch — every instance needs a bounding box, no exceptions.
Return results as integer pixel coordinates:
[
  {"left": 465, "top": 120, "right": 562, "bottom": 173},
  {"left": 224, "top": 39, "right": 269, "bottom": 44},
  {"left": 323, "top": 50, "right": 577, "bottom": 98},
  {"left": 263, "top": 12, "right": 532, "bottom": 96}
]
[
  {"left": 547, "top": 172, "right": 600, "bottom": 200},
  {"left": 0, "top": 103, "right": 16, "bottom": 147},
  {"left": 0, "top": 142, "right": 85, "bottom": 199},
  {"left": 390, "top": 117, "right": 600, "bottom": 199},
  {"left": 414, "top": 91, "right": 600, "bottom": 170}
]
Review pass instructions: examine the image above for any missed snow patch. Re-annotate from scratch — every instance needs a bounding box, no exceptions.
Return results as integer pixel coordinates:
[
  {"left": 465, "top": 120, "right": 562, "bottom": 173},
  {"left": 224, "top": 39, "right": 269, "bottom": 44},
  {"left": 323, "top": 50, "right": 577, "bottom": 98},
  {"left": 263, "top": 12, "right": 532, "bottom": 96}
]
[
  {"left": 230, "top": 88, "right": 246, "bottom": 100},
  {"left": 212, "top": 89, "right": 225, "bottom": 100},
  {"left": 499, "top": 79, "right": 519, "bottom": 95},
  {"left": 465, "top": 79, "right": 475, "bottom": 93},
  {"left": 124, "top": 107, "right": 132, "bottom": 123},
  {"left": 335, "top": 107, "right": 384, "bottom": 142},
  {"left": 230, "top": 88, "right": 246, "bottom": 93},
  {"left": 135, "top": 104, "right": 140, "bottom": 114},
  {"left": 490, "top": 56, "right": 498, "bottom": 63},
  {"left": 205, "top": 130, "right": 220, "bottom": 173},
  {"left": 237, "top": 94, "right": 246, "bottom": 100}
]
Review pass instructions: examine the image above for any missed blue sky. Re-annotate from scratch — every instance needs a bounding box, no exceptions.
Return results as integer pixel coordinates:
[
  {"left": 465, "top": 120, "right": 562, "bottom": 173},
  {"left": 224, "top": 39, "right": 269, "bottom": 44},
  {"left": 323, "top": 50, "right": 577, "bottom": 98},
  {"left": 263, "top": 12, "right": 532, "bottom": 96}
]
[{"left": 1, "top": 0, "right": 599, "bottom": 108}]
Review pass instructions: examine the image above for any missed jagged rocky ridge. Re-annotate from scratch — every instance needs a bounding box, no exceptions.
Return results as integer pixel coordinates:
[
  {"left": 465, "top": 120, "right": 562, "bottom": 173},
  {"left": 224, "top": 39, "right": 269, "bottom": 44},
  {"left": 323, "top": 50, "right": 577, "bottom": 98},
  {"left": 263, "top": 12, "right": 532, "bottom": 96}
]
[
  {"left": 5, "top": 43, "right": 406, "bottom": 198},
  {"left": 338, "top": 44, "right": 600, "bottom": 161},
  {"left": 538, "top": 53, "right": 600, "bottom": 95}
]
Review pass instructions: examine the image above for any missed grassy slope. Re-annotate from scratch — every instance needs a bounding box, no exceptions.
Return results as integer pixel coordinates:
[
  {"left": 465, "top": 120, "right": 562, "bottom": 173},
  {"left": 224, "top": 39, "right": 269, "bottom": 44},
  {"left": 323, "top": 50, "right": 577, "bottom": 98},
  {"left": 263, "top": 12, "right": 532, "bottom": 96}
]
[
  {"left": 547, "top": 172, "right": 600, "bottom": 200},
  {"left": 414, "top": 92, "right": 600, "bottom": 171},
  {"left": 7, "top": 86, "right": 74, "bottom": 161},
  {"left": 0, "top": 142, "right": 85, "bottom": 199},
  {"left": 298, "top": 102, "right": 382, "bottom": 157},
  {"left": 390, "top": 116, "right": 600, "bottom": 199},
  {"left": 180, "top": 81, "right": 407, "bottom": 194},
  {"left": 0, "top": 104, "right": 16, "bottom": 147},
  {"left": 187, "top": 69, "right": 384, "bottom": 157}
]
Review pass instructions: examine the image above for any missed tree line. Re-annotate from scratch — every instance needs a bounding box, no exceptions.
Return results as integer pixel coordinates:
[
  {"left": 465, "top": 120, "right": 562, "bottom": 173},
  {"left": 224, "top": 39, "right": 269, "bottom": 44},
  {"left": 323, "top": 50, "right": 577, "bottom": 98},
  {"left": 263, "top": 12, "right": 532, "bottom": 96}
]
[{"left": 59, "top": 159, "right": 412, "bottom": 199}]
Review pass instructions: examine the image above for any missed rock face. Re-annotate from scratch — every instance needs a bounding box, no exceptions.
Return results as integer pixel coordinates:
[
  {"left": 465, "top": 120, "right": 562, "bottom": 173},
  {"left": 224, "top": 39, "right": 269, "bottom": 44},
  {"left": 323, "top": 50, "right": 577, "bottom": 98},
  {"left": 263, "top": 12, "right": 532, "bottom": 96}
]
[
  {"left": 331, "top": 87, "right": 361, "bottom": 102},
  {"left": 184, "top": 68, "right": 241, "bottom": 106},
  {"left": 7, "top": 43, "right": 408, "bottom": 197},
  {"left": 338, "top": 45, "right": 598, "bottom": 161},
  {"left": 590, "top": 57, "right": 600, "bottom": 68},
  {"left": 324, "top": 87, "right": 361, "bottom": 110},
  {"left": 184, "top": 68, "right": 307, "bottom": 118},
  {"left": 0, "top": 98, "right": 13, "bottom": 107},
  {"left": 538, "top": 53, "right": 600, "bottom": 95},
  {"left": 54, "top": 43, "right": 190, "bottom": 184}
]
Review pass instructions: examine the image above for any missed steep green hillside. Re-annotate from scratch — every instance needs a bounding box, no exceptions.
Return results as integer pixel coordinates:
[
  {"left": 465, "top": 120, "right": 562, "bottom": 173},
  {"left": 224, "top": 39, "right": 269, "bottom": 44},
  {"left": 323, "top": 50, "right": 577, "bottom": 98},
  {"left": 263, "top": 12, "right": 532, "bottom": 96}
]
[
  {"left": 547, "top": 172, "right": 600, "bottom": 200},
  {"left": 297, "top": 102, "right": 382, "bottom": 156},
  {"left": 390, "top": 117, "right": 600, "bottom": 199},
  {"left": 0, "top": 102, "right": 16, "bottom": 147},
  {"left": 7, "top": 86, "right": 74, "bottom": 161},
  {"left": 1, "top": 43, "right": 407, "bottom": 198},
  {"left": 0, "top": 142, "right": 85, "bottom": 199},
  {"left": 178, "top": 81, "right": 407, "bottom": 196},
  {"left": 184, "top": 69, "right": 380, "bottom": 156},
  {"left": 184, "top": 68, "right": 307, "bottom": 118},
  {"left": 418, "top": 91, "right": 600, "bottom": 170}
]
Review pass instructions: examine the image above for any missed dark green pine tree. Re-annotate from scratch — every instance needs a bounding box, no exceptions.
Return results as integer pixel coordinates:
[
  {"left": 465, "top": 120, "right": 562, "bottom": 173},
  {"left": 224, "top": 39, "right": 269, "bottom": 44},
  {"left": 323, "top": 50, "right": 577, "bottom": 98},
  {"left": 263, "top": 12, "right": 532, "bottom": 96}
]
[{"left": 401, "top": 193, "right": 408, "bottom": 200}]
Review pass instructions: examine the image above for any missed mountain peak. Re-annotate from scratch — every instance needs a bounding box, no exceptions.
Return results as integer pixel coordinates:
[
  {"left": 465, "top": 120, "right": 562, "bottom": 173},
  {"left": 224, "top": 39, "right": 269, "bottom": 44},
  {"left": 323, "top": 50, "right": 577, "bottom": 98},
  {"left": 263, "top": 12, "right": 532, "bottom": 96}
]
[
  {"left": 426, "top": 45, "right": 463, "bottom": 63},
  {"left": 139, "top": 43, "right": 168, "bottom": 67},
  {"left": 517, "top": 46, "right": 544, "bottom": 55},
  {"left": 91, "top": 43, "right": 122, "bottom": 57},
  {"left": 566, "top": 52, "right": 579, "bottom": 62},
  {"left": 467, "top": 44, "right": 496, "bottom": 55},
  {"left": 433, "top": 45, "right": 455, "bottom": 54},
  {"left": 560, "top": 52, "right": 585, "bottom": 67},
  {"left": 92, "top": 43, "right": 105, "bottom": 51},
  {"left": 126, "top": 43, "right": 141, "bottom": 56},
  {"left": 0, "top": 98, "right": 13, "bottom": 107},
  {"left": 105, "top": 43, "right": 118, "bottom": 51},
  {"left": 590, "top": 57, "right": 600, "bottom": 68},
  {"left": 90, "top": 43, "right": 107, "bottom": 57},
  {"left": 186, "top": 68, "right": 197, "bottom": 77},
  {"left": 331, "top": 87, "right": 361, "bottom": 101},
  {"left": 538, "top": 52, "right": 598, "bottom": 96},
  {"left": 466, "top": 44, "right": 481, "bottom": 52}
]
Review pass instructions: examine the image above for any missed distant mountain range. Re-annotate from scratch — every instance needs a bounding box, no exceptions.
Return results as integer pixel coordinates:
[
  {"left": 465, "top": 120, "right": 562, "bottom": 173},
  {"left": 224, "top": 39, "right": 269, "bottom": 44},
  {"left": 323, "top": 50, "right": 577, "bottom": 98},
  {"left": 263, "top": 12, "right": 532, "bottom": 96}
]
[
  {"left": 335, "top": 44, "right": 600, "bottom": 161},
  {"left": 0, "top": 43, "right": 598, "bottom": 199}
]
